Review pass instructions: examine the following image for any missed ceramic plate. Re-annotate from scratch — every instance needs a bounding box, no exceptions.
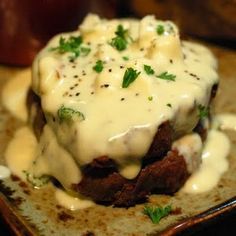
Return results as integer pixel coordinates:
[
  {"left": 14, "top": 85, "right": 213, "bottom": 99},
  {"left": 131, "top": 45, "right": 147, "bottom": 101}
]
[{"left": 0, "top": 43, "right": 236, "bottom": 236}]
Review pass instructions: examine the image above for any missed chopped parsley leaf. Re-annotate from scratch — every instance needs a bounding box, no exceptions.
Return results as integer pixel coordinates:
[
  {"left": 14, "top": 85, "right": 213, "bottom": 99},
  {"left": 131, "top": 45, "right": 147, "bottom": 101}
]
[
  {"left": 156, "top": 72, "right": 176, "bottom": 81},
  {"left": 93, "top": 60, "right": 104, "bottom": 73},
  {"left": 122, "top": 56, "right": 129, "bottom": 61},
  {"left": 157, "top": 25, "right": 165, "bottom": 35},
  {"left": 122, "top": 68, "right": 141, "bottom": 88},
  {"left": 80, "top": 47, "right": 91, "bottom": 56},
  {"left": 23, "top": 170, "right": 50, "bottom": 188},
  {"left": 110, "top": 24, "right": 129, "bottom": 51},
  {"left": 58, "top": 105, "right": 85, "bottom": 123},
  {"left": 143, "top": 205, "right": 172, "bottom": 224},
  {"left": 148, "top": 96, "right": 153, "bottom": 101},
  {"left": 144, "top": 64, "right": 155, "bottom": 75},
  {"left": 198, "top": 104, "right": 209, "bottom": 119},
  {"left": 50, "top": 36, "right": 90, "bottom": 60}
]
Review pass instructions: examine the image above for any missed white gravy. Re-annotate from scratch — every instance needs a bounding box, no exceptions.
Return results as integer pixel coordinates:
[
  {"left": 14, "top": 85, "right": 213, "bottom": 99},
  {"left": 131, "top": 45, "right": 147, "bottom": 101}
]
[
  {"left": 55, "top": 188, "right": 94, "bottom": 210},
  {"left": 1, "top": 69, "right": 31, "bottom": 122},
  {"left": 212, "top": 113, "right": 236, "bottom": 131},
  {"left": 0, "top": 165, "right": 11, "bottom": 179},
  {"left": 182, "top": 130, "right": 230, "bottom": 193}
]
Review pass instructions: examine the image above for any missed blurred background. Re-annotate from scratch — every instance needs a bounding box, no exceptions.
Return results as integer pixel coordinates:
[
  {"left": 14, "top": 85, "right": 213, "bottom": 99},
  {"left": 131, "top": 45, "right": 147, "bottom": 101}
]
[{"left": 0, "top": 0, "right": 235, "bottom": 66}]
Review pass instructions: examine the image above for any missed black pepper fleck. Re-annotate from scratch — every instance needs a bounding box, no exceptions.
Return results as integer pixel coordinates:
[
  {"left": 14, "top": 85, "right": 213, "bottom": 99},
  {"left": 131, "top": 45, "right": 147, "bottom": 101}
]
[
  {"left": 108, "top": 69, "right": 112, "bottom": 72},
  {"left": 170, "top": 59, "right": 173, "bottom": 64},
  {"left": 120, "top": 98, "right": 125, "bottom": 101},
  {"left": 140, "top": 48, "right": 144, "bottom": 51},
  {"left": 74, "top": 75, "right": 78, "bottom": 78},
  {"left": 135, "top": 93, "right": 139, "bottom": 96},
  {"left": 120, "top": 65, "right": 124, "bottom": 69},
  {"left": 75, "top": 92, "right": 80, "bottom": 96},
  {"left": 91, "top": 91, "right": 94, "bottom": 95}
]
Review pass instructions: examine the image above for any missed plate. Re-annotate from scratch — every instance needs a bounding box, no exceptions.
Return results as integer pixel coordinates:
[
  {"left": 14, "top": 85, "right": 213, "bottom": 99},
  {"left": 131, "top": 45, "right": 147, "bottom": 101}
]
[{"left": 0, "top": 43, "right": 236, "bottom": 236}]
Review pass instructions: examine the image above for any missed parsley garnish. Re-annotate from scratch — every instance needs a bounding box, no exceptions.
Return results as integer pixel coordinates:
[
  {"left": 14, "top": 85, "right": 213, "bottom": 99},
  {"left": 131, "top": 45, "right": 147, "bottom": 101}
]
[
  {"left": 144, "top": 64, "right": 155, "bottom": 75},
  {"left": 50, "top": 36, "right": 90, "bottom": 60},
  {"left": 157, "top": 25, "right": 165, "bottom": 35},
  {"left": 93, "top": 60, "right": 104, "bottom": 73},
  {"left": 23, "top": 170, "right": 50, "bottom": 188},
  {"left": 110, "top": 25, "right": 129, "bottom": 51},
  {"left": 143, "top": 205, "right": 172, "bottom": 224},
  {"left": 198, "top": 104, "right": 209, "bottom": 119},
  {"left": 148, "top": 96, "right": 153, "bottom": 101},
  {"left": 80, "top": 47, "right": 91, "bottom": 56},
  {"left": 122, "top": 56, "right": 129, "bottom": 61},
  {"left": 122, "top": 68, "right": 141, "bottom": 88},
  {"left": 156, "top": 72, "right": 176, "bottom": 81},
  {"left": 58, "top": 105, "right": 85, "bottom": 123}
]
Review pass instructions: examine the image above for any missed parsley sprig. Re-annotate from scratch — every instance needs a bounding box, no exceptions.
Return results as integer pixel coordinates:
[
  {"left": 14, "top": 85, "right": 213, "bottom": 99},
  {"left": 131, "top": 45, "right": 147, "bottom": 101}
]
[
  {"left": 156, "top": 25, "right": 165, "bottom": 35},
  {"left": 23, "top": 170, "right": 50, "bottom": 188},
  {"left": 198, "top": 104, "right": 209, "bottom": 119},
  {"left": 93, "top": 60, "right": 104, "bottom": 73},
  {"left": 50, "top": 36, "right": 90, "bottom": 60},
  {"left": 144, "top": 64, "right": 155, "bottom": 75},
  {"left": 110, "top": 25, "right": 130, "bottom": 51},
  {"left": 156, "top": 72, "right": 176, "bottom": 81},
  {"left": 143, "top": 205, "right": 172, "bottom": 224},
  {"left": 122, "top": 68, "right": 141, "bottom": 88},
  {"left": 58, "top": 105, "right": 85, "bottom": 123}
]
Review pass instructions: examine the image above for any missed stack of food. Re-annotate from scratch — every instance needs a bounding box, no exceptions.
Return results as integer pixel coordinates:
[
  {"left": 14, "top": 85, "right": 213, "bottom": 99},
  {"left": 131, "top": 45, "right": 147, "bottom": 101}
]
[{"left": 26, "top": 14, "right": 218, "bottom": 206}]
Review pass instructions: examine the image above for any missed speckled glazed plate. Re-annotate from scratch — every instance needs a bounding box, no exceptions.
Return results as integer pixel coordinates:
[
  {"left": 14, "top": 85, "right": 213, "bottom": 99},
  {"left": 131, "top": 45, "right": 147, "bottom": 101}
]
[{"left": 0, "top": 43, "right": 236, "bottom": 236}]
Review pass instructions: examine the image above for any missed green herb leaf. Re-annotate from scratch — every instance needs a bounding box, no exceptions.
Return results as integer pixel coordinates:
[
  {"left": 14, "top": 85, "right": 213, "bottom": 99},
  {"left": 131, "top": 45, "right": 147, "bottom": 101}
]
[
  {"left": 122, "top": 56, "right": 129, "bottom": 61},
  {"left": 148, "top": 96, "right": 153, "bottom": 101},
  {"left": 143, "top": 205, "right": 172, "bottom": 224},
  {"left": 23, "top": 170, "right": 50, "bottom": 188},
  {"left": 156, "top": 71, "right": 176, "bottom": 81},
  {"left": 80, "top": 47, "right": 91, "bottom": 56},
  {"left": 157, "top": 25, "right": 165, "bottom": 35},
  {"left": 198, "top": 104, "right": 209, "bottom": 119},
  {"left": 110, "top": 24, "right": 129, "bottom": 51},
  {"left": 93, "top": 60, "right": 104, "bottom": 73},
  {"left": 144, "top": 64, "right": 155, "bottom": 75},
  {"left": 110, "top": 37, "right": 127, "bottom": 51},
  {"left": 50, "top": 35, "right": 90, "bottom": 59},
  {"left": 122, "top": 68, "right": 141, "bottom": 88},
  {"left": 58, "top": 105, "right": 85, "bottom": 123}
]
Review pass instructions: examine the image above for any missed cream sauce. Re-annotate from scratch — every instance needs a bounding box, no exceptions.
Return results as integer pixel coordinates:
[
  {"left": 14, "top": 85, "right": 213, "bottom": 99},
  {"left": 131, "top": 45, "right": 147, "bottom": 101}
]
[
  {"left": 212, "top": 113, "right": 236, "bottom": 131},
  {"left": 5, "top": 126, "right": 37, "bottom": 180},
  {"left": 32, "top": 14, "right": 218, "bottom": 179},
  {"left": 182, "top": 130, "right": 230, "bottom": 193},
  {"left": 1, "top": 69, "right": 31, "bottom": 122},
  {"left": 55, "top": 188, "right": 94, "bottom": 210},
  {"left": 172, "top": 133, "right": 202, "bottom": 173},
  {"left": 0, "top": 165, "right": 11, "bottom": 179}
]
